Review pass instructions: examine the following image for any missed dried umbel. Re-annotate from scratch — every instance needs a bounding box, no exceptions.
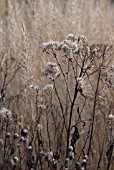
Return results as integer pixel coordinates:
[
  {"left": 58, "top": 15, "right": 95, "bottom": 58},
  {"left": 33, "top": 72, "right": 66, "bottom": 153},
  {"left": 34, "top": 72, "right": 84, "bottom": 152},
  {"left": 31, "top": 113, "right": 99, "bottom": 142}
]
[{"left": 43, "top": 62, "right": 60, "bottom": 79}]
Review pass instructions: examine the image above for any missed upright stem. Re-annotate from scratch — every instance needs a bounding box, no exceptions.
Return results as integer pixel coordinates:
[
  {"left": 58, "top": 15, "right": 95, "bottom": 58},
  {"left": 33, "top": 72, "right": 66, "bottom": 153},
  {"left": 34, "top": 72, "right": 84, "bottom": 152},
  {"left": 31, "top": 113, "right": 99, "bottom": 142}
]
[
  {"left": 65, "top": 59, "right": 85, "bottom": 159},
  {"left": 87, "top": 47, "right": 106, "bottom": 156},
  {"left": 66, "top": 82, "right": 79, "bottom": 158}
]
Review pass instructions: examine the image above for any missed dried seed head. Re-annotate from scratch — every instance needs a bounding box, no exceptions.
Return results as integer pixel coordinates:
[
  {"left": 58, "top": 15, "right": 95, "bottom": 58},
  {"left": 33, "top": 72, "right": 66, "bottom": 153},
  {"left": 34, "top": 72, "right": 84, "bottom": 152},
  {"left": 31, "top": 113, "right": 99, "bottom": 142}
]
[
  {"left": 13, "top": 133, "right": 19, "bottom": 139},
  {"left": 107, "top": 114, "right": 114, "bottom": 121},
  {"left": 43, "top": 62, "right": 60, "bottom": 79},
  {"left": 0, "top": 108, "right": 12, "bottom": 120},
  {"left": 68, "top": 145, "right": 73, "bottom": 151},
  {"left": 38, "top": 104, "right": 46, "bottom": 111},
  {"left": 13, "top": 156, "right": 18, "bottom": 163},
  {"left": 42, "top": 41, "right": 54, "bottom": 51},
  {"left": 20, "top": 136, "right": 25, "bottom": 142},
  {"left": 65, "top": 158, "right": 69, "bottom": 162},
  {"left": 82, "top": 159, "right": 87, "bottom": 164},
  {"left": 6, "top": 132, "right": 11, "bottom": 138},
  {"left": 83, "top": 155, "right": 88, "bottom": 161},
  {"left": 28, "top": 145, "right": 32, "bottom": 150},
  {"left": 46, "top": 151, "right": 53, "bottom": 161},
  {"left": 69, "top": 151, "right": 74, "bottom": 160},
  {"left": 66, "top": 34, "right": 76, "bottom": 41},
  {"left": 28, "top": 85, "right": 40, "bottom": 93},
  {"left": 37, "top": 123, "right": 43, "bottom": 130},
  {"left": 43, "top": 84, "right": 54, "bottom": 94},
  {"left": 21, "top": 129, "right": 28, "bottom": 137}
]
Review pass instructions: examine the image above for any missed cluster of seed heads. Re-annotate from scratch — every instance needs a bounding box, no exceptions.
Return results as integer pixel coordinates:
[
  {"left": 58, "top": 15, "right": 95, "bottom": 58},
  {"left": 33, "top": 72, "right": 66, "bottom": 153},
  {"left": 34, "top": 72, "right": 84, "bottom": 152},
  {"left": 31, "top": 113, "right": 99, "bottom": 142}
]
[{"left": 43, "top": 62, "right": 60, "bottom": 79}]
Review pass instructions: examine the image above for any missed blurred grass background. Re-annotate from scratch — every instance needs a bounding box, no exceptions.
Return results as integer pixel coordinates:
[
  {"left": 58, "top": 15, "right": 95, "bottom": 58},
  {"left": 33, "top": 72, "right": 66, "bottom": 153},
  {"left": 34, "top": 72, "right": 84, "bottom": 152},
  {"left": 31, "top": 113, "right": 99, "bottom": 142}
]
[{"left": 0, "top": 0, "right": 114, "bottom": 169}]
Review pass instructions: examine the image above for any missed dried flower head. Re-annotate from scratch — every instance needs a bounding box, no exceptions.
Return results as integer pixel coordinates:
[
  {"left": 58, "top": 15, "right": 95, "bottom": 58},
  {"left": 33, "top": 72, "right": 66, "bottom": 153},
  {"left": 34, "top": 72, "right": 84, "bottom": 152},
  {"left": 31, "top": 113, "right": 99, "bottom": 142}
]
[
  {"left": 6, "top": 132, "right": 11, "bottom": 138},
  {"left": 0, "top": 107, "right": 12, "bottom": 120},
  {"left": 38, "top": 104, "right": 46, "bottom": 111},
  {"left": 82, "top": 159, "right": 87, "bottom": 164},
  {"left": 65, "top": 158, "right": 69, "bottom": 162},
  {"left": 78, "top": 36, "right": 86, "bottom": 44},
  {"left": 13, "top": 156, "right": 19, "bottom": 163},
  {"left": 43, "top": 62, "right": 60, "bottom": 79},
  {"left": 13, "top": 133, "right": 19, "bottom": 139},
  {"left": 20, "top": 136, "right": 26, "bottom": 142},
  {"left": 37, "top": 123, "right": 43, "bottom": 130},
  {"left": 21, "top": 129, "right": 28, "bottom": 137},
  {"left": 42, "top": 41, "right": 59, "bottom": 52},
  {"left": 43, "top": 84, "right": 54, "bottom": 94},
  {"left": 66, "top": 34, "right": 76, "bottom": 42},
  {"left": 10, "top": 156, "right": 18, "bottom": 167},
  {"left": 46, "top": 151, "right": 53, "bottom": 161},
  {"left": 28, "top": 145, "right": 32, "bottom": 151},
  {"left": 28, "top": 85, "right": 40, "bottom": 93},
  {"left": 107, "top": 114, "right": 114, "bottom": 121},
  {"left": 68, "top": 145, "right": 73, "bottom": 151},
  {"left": 42, "top": 41, "right": 54, "bottom": 51},
  {"left": 83, "top": 155, "right": 88, "bottom": 161}
]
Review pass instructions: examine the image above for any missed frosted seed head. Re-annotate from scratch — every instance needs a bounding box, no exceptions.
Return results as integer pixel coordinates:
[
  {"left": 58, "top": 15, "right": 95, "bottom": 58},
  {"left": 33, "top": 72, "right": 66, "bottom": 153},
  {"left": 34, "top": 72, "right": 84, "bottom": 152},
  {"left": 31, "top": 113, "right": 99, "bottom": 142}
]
[
  {"left": 68, "top": 145, "right": 73, "bottom": 151},
  {"left": 43, "top": 84, "right": 54, "bottom": 94}
]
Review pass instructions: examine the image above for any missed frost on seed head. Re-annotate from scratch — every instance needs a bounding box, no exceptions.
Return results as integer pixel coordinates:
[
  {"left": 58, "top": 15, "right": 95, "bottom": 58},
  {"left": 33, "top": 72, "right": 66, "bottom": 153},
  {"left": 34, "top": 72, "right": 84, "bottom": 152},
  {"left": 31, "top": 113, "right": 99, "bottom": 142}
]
[
  {"left": 68, "top": 145, "right": 73, "bottom": 151},
  {"left": 66, "top": 33, "right": 76, "bottom": 42},
  {"left": 28, "top": 85, "right": 40, "bottom": 93},
  {"left": 43, "top": 62, "right": 60, "bottom": 79},
  {"left": 10, "top": 156, "right": 18, "bottom": 167},
  {"left": 0, "top": 107, "right": 12, "bottom": 120},
  {"left": 42, "top": 41, "right": 59, "bottom": 52},
  {"left": 37, "top": 123, "right": 43, "bottom": 130},
  {"left": 42, "top": 34, "right": 88, "bottom": 58},
  {"left": 43, "top": 84, "right": 54, "bottom": 94},
  {"left": 107, "top": 114, "right": 114, "bottom": 121},
  {"left": 38, "top": 104, "right": 46, "bottom": 111}
]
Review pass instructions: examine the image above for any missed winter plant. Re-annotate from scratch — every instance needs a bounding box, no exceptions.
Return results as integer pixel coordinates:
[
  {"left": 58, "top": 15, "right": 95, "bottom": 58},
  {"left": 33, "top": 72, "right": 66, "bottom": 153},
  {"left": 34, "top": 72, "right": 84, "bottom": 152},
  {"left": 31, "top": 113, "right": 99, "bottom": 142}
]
[{"left": 0, "top": 33, "right": 114, "bottom": 170}]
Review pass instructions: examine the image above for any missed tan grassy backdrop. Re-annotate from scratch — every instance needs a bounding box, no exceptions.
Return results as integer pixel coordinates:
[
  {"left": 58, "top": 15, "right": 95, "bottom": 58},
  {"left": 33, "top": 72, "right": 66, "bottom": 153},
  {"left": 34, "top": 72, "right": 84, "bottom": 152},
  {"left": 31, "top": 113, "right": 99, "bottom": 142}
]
[{"left": 0, "top": 0, "right": 114, "bottom": 170}]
